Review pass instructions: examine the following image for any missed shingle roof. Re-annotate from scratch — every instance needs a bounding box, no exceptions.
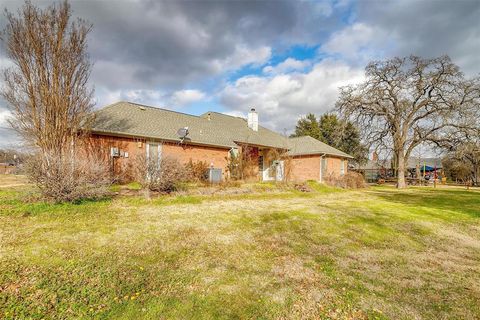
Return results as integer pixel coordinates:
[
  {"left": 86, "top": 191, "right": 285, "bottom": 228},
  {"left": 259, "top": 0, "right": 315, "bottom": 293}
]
[
  {"left": 287, "top": 136, "right": 353, "bottom": 158},
  {"left": 91, "top": 101, "right": 351, "bottom": 158}
]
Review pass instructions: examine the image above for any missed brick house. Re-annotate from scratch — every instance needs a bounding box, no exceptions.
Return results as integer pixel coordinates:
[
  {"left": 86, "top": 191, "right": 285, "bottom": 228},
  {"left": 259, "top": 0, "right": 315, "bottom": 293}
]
[{"left": 90, "top": 101, "right": 352, "bottom": 182}]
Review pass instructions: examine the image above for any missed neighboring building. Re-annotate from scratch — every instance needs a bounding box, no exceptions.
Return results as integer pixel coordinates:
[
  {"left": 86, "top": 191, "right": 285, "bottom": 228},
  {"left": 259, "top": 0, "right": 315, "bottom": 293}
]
[
  {"left": 355, "top": 155, "right": 443, "bottom": 182},
  {"left": 90, "top": 101, "right": 352, "bottom": 182},
  {"left": 0, "top": 162, "right": 16, "bottom": 175}
]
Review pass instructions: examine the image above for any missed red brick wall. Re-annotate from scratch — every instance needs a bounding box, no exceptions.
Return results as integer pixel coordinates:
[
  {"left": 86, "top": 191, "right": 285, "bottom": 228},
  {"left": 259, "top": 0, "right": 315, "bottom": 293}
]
[
  {"left": 289, "top": 155, "right": 348, "bottom": 182},
  {"left": 325, "top": 156, "right": 348, "bottom": 178},
  {"left": 162, "top": 142, "right": 229, "bottom": 172},
  {"left": 290, "top": 155, "right": 321, "bottom": 181},
  {"left": 87, "top": 134, "right": 348, "bottom": 183},
  {"left": 87, "top": 134, "right": 229, "bottom": 181}
]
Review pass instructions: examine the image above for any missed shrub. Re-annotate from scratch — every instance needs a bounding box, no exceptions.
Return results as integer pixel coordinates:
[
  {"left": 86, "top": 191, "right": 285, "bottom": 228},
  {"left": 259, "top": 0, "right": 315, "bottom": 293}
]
[
  {"left": 324, "top": 171, "right": 367, "bottom": 189},
  {"left": 135, "top": 155, "right": 189, "bottom": 194},
  {"left": 293, "top": 182, "right": 313, "bottom": 192},
  {"left": 185, "top": 160, "right": 209, "bottom": 182},
  {"left": 26, "top": 152, "right": 112, "bottom": 203}
]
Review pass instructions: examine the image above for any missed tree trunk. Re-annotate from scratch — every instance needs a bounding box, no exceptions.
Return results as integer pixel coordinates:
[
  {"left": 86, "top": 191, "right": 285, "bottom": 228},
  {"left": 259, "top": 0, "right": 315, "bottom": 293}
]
[
  {"left": 396, "top": 151, "right": 407, "bottom": 189},
  {"left": 473, "top": 162, "right": 479, "bottom": 186}
]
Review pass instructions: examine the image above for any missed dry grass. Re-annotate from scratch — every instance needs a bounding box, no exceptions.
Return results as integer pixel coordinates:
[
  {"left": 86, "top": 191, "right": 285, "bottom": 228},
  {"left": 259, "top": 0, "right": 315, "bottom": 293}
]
[
  {"left": 0, "top": 176, "right": 479, "bottom": 319},
  {"left": 0, "top": 174, "right": 28, "bottom": 188}
]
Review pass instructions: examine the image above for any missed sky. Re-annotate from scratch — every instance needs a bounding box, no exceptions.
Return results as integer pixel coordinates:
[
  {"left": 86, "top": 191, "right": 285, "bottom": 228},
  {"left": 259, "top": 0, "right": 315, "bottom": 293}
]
[{"left": 0, "top": 0, "right": 479, "bottom": 149}]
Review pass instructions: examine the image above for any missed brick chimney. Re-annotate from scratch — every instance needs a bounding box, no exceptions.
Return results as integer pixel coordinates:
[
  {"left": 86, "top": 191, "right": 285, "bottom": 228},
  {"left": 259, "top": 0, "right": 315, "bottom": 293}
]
[{"left": 247, "top": 108, "right": 258, "bottom": 131}]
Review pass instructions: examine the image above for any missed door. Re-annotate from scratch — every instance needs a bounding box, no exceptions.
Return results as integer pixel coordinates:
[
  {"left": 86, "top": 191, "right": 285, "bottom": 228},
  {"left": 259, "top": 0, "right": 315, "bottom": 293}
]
[
  {"left": 262, "top": 158, "right": 275, "bottom": 181},
  {"left": 275, "top": 160, "right": 285, "bottom": 181}
]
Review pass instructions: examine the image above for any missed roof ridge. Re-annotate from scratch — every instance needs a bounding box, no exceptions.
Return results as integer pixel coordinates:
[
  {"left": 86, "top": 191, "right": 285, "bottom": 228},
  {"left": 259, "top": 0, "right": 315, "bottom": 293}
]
[
  {"left": 289, "top": 135, "right": 319, "bottom": 141},
  {"left": 202, "top": 110, "right": 284, "bottom": 136},
  {"left": 121, "top": 101, "right": 204, "bottom": 120},
  {"left": 96, "top": 101, "right": 124, "bottom": 111},
  {"left": 202, "top": 110, "right": 245, "bottom": 120}
]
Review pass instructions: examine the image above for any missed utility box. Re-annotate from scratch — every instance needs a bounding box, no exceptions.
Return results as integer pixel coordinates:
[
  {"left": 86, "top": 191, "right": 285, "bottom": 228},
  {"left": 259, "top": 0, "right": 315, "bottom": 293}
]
[
  {"left": 208, "top": 168, "right": 222, "bottom": 183},
  {"left": 110, "top": 147, "right": 120, "bottom": 157}
]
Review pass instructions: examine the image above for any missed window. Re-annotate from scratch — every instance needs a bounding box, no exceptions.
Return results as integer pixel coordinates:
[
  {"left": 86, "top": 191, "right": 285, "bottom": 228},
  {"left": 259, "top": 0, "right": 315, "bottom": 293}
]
[
  {"left": 258, "top": 156, "right": 264, "bottom": 172},
  {"left": 267, "top": 160, "right": 276, "bottom": 178},
  {"left": 340, "top": 160, "right": 345, "bottom": 175},
  {"left": 147, "top": 142, "right": 162, "bottom": 167}
]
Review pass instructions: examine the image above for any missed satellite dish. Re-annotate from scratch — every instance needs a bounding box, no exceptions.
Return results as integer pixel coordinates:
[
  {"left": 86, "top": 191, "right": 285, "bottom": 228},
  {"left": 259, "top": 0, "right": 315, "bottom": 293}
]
[{"left": 177, "top": 127, "right": 189, "bottom": 140}]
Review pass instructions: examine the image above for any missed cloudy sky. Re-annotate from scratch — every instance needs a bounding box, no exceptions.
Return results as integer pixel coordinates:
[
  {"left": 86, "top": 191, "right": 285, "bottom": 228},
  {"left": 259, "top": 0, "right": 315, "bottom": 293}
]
[{"left": 0, "top": 0, "right": 479, "bottom": 148}]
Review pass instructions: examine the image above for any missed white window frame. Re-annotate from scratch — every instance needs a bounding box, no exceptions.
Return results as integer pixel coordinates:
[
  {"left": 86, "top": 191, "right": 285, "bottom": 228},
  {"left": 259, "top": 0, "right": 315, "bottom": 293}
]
[
  {"left": 340, "top": 159, "right": 345, "bottom": 176},
  {"left": 146, "top": 141, "right": 162, "bottom": 167}
]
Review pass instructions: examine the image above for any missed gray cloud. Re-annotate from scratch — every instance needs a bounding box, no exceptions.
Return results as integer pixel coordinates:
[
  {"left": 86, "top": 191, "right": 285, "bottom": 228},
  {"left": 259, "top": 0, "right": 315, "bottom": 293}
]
[
  {"left": 69, "top": 0, "right": 343, "bottom": 91},
  {"left": 220, "top": 0, "right": 480, "bottom": 132},
  {"left": 0, "top": 0, "right": 478, "bottom": 145},
  {"left": 355, "top": 0, "right": 480, "bottom": 75}
]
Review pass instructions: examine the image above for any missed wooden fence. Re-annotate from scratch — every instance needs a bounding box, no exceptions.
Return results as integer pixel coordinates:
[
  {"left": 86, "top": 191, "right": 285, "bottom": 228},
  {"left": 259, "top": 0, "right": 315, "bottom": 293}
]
[{"left": 0, "top": 165, "right": 16, "bottom": 174}]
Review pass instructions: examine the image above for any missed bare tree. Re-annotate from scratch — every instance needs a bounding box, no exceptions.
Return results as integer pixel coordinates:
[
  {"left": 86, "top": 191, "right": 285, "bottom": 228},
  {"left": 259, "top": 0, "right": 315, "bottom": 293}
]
[
  {"left": 336, "top": 55, "right": 479, "bottom": 188},
  {"left": 1, "top": 0, "right": 94, "bottom": 157},
  {"left": 0, "top": 1, "right": 106, "bottom": 201},
  {"left": 437, "top": 124, "right": 480, "bottom": 186},
  {"left": 134, "top": 154, "right": 188, "bottom": 199}
]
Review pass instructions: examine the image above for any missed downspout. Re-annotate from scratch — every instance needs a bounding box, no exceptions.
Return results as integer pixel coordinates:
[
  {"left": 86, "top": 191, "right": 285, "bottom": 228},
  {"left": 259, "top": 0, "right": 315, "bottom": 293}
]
[{"left": 319, "top": 153, "right": 326, "bottom": 182}]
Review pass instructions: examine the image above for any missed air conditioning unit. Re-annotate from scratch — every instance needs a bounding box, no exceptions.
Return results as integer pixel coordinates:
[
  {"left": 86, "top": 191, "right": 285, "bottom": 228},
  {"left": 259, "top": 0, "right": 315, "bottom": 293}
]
[{"left": 110, "top": 147, "right": 120, "bottom": 157}]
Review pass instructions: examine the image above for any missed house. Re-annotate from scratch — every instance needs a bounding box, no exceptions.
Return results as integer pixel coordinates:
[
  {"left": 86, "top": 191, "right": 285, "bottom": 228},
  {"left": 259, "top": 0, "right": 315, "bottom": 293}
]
[{"left": 90, "top": 101, "right": 352, "bottom": 182}]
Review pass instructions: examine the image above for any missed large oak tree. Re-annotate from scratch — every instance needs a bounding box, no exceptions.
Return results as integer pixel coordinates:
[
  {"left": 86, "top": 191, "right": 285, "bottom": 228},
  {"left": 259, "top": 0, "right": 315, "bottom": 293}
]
[{"left": 336, "top": 55, "right": 479, "bottom": 188}]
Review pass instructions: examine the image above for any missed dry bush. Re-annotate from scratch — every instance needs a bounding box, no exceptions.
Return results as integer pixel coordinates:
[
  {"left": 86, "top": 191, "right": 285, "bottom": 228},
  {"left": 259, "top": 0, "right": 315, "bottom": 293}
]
[
  {"left": 263, "top": 147, "right": 292, "bottom": 182},
  {"left": 324, "top": 171, "right": 367, "bottom": 189},
  {"left": 135, "top": 154, "right": 189, "bottom": 194},
  {"left": 226, "top": 145, "right": 259, "bottom": 181},
  {"left": 26, "top": 152, "right": 112, "bottom": 203},
  {"left": 185, "top": 160, "right": 209, "bottom": 183},
  {"left": 294, "top": 183, "right": 312, "bottom": 192}
]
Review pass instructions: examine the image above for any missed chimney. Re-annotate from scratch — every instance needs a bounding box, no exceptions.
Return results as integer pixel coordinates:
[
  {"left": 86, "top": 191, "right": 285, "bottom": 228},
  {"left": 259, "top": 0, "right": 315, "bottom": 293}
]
[{"left": 247, "top": 108, "right": 258, "bottom": 131}]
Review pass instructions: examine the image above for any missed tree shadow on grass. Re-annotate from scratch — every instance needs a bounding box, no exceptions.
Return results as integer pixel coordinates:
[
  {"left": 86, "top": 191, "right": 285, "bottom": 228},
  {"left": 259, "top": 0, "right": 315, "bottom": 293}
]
[{"left": 369, "top": 187, "right": 480, "bottom": 219}]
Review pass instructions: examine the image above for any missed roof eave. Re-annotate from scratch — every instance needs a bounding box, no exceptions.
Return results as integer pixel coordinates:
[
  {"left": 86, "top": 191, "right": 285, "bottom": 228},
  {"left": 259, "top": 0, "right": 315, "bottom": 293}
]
[
  {"left": 91, "top": 129, "right": 234, "bottom": 149},
  {"left": 288, "top": 151, "right": 354, "bottom": 158}
]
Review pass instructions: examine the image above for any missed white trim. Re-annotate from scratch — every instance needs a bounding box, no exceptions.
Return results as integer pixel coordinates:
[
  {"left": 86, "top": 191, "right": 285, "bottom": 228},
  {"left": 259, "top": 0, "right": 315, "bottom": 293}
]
[
  {"left": 262, "top": 157, "right": 275, "bottom": 181},
  {"left": 146, "top": 141, "right": 163, "bottom": 166},
  {"left": 320, "top": 155, "right": 327, "bottom": 182},
  {"left": 275, "top": 160, "right": 285, "bottom": 181}
]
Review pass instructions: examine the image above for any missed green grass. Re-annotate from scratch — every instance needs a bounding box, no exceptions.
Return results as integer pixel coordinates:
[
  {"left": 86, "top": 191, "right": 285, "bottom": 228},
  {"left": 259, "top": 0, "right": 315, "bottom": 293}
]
[{"left": 0, "top": 177, "right": 479, "bottom": 319}]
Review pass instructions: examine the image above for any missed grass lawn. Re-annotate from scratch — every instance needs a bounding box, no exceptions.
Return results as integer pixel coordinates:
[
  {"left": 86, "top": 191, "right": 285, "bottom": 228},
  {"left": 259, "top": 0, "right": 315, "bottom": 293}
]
[{"left": 0, "top": 175, "right": 479, "bottom": 319}]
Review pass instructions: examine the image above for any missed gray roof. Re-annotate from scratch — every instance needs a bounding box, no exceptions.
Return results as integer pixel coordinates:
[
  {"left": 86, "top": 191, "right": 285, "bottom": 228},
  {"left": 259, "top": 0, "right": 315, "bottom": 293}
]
[
  {"left": 287, "top": 136, "right": 353, "bottom": 158},
  {"left": 91, "top": 101, "right": 351, "bottom": 158}
]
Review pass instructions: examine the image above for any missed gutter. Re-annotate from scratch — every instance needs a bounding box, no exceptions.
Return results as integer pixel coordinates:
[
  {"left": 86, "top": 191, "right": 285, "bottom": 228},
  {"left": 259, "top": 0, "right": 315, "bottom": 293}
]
[{"left": 91, "top": 129, "right": 234, "bottom": 150}]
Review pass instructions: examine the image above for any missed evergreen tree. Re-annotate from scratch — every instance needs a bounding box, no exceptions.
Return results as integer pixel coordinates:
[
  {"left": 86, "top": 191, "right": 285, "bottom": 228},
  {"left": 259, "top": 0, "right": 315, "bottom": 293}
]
[
  {"left": 290, "top": 113, "right": 321, "bottom": 139},
  {"left": 292, "top": 113, "right": 368, "bottom": 165}
]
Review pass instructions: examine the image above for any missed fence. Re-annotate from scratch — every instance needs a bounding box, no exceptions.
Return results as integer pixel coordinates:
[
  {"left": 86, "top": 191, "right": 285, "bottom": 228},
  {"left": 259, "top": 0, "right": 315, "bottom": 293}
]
[{"left": 0, "top": 165, "right": 16, "bottom": 174}]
